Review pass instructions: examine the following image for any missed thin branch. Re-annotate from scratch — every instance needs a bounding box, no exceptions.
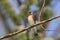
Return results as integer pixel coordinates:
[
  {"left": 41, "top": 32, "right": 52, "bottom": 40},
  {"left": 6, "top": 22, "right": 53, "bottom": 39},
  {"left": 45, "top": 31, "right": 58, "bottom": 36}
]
[
  {"left": 0, "top": 16, "right": 60, "bottom": 40},
  {"left": 39, "top": 0, "right": 46, "bottom": 17},
  {"left": 39, "top": 0, "right": 46, "bottom": 30}
]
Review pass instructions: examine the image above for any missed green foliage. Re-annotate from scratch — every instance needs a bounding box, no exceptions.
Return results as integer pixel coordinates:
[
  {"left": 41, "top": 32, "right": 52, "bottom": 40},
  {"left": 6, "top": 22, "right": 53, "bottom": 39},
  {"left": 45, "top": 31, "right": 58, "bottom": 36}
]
[
  {"left": 37, "top": 0, "right": 51, "bottom": 7},
  {"left": 2, "top": 0, "right": 21, "bottom": 25},
  {"left": 29, "top": 0, "right": 38, "bottom": 5},
  {"left": 45, "top": 0, "right": 52, "bottom": 6},
  {"left": 13, "top": 32, "right": 41, "bottom": 40},
  {"left": 41, "top": 7, "right": 53, "bottom": 21},
  {"left": 19, "top": 7, "right": 27, "bottom": 18},
  {"left": 12, "top": 33, "right": 27, "bottom": 40}
]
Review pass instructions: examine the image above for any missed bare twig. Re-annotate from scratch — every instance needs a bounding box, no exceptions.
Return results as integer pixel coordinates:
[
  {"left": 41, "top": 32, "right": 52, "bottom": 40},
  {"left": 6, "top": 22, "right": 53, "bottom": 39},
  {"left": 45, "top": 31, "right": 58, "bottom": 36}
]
[
  {"left": 0, "top": 16, "right": 60, "bottom": 40},
  {"left": 39, "top": 0, "right": 46, "bottom": 30},
  {"left": 39, "top": 0, "right": 46, "bottom": 17}
]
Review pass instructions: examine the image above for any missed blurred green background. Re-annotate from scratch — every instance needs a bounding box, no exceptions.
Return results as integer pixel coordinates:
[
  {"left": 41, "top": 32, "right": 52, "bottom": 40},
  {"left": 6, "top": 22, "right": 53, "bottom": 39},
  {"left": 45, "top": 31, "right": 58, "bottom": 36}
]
[{"left": 0, "top": 0, "right": 60, "bottom": 40}]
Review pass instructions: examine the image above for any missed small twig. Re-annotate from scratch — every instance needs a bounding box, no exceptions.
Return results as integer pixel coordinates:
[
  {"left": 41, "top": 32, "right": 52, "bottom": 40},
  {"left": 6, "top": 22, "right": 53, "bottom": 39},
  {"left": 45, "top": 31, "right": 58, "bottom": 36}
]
[
  {"left": 39, "top": 0, "right": 46, "bottom": 30},
  {"left": 0, "top": 16, "right": 60, "bottom": 40},
  {"left": 39, "top": 0, "right": 46, "bottom": 17}
]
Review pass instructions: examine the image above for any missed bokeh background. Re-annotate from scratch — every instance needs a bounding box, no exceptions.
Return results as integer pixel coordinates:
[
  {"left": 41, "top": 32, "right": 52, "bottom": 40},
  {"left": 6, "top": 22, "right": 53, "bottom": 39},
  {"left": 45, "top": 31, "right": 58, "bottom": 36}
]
[{"left": 0, "top": 0, "right": 60, "bottom": 40}]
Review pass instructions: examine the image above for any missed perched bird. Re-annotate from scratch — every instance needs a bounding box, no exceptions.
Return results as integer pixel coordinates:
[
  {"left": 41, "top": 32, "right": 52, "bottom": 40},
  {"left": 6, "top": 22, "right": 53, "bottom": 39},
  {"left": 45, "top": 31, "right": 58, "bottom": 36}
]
[{"left": 26, "top": 11, "right": 38, "bottom": 40}]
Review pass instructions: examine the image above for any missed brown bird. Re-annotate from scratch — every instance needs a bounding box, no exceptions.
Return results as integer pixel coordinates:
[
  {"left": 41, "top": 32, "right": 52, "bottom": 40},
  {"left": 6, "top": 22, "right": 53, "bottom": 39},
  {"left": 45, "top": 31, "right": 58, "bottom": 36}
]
[{"left": 26, "top": 11, "right": 38, "bottom": 40}]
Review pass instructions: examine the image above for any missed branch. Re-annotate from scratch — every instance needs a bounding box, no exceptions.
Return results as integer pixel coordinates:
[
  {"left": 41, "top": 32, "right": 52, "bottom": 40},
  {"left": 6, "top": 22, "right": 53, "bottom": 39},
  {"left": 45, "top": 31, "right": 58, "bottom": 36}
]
[
  {"left": 0, "top": 16, "right": 60, "bottom": 40},
  {"left": 39, "top": 0, "right": 46, "bottom": 20},
  {"left": 39, "top": 0, "right": 46, "bottom": 17},
  {"left": 39, "top": 0, "right": 46, "bottom": 30}
]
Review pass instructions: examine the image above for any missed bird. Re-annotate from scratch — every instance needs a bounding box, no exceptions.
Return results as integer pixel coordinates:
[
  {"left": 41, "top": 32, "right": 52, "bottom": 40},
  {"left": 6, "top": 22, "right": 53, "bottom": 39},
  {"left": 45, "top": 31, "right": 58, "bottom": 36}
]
[{"left": 26, "top": 11, "right": 38, "bottom": 40}]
